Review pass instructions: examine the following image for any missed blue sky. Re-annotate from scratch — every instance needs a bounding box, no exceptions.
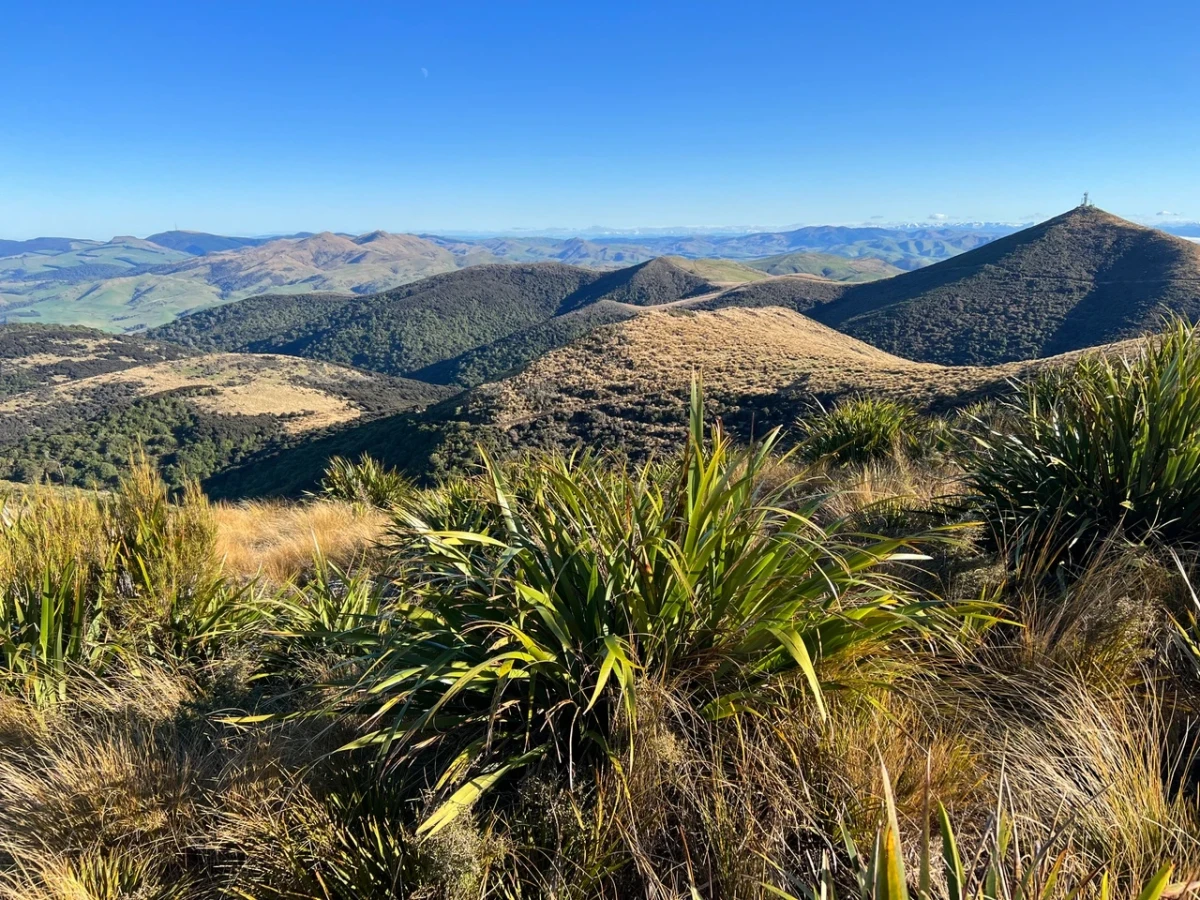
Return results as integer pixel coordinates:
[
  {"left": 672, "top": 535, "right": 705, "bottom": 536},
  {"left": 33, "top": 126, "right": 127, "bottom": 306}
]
[{"left": 2, "top": 0, "right": 1198, "bottom": 239}]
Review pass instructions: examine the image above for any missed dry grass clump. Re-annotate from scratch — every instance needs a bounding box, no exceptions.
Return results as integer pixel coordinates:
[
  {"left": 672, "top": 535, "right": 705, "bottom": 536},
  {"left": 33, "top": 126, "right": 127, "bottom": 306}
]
[
  {"left": 213, "top": 499, "right": 387, "bottom": 584},
  {"left": 0, "top": 460, "right": 227, "bottom": 701},
  {"left": 909, "top": 665, "right": 1200, "bottom": 890},
  {"left": 0, "top": 661, "right": 378, "bottom": 900},
  {"left": 815, "top": 457, "right": 963, "bottom": 526}
]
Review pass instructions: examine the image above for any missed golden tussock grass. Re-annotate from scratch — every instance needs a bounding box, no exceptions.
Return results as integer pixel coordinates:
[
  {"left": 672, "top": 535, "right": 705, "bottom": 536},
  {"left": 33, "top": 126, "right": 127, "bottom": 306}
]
[
  {"left": 814, "top": 456, "right": 963, "bottom": 524},
  {"left": 474, "top": 307, "right": 1148, "bottom": 437},
  {"left": 213, "top": 499, "right": 388, "bottom": 584}
]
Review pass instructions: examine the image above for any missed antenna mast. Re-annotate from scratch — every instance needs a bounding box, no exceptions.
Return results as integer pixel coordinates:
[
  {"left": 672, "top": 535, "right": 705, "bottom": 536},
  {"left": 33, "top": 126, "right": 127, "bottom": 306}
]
[{"left": 1081, "top": 192, "right": 1090, "bottom": 208}]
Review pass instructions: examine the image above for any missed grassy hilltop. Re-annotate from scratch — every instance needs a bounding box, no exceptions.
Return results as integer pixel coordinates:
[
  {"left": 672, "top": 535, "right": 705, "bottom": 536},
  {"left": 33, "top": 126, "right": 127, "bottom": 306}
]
[{"left": 709, "top": 206, "right": 1200, "bottom": 365}]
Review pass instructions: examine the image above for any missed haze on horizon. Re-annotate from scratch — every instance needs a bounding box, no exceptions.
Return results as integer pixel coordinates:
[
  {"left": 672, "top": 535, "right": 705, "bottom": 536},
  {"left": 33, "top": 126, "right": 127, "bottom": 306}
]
[{"left": 2, "top": 0, "right": 1198, "bottom": 240}]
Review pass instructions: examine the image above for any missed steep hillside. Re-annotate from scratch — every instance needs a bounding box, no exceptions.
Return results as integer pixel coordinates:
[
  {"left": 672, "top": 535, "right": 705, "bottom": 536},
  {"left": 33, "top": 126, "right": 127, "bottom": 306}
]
[
  {"left": 152, "top": 264, "right": 602, "bottom": 378},
  {"left": 0, "top": 354, "right": 453, "bottom": 489},
  {"left": 152, "top": 258, "right": 723, "bottom": 385},
  {"left": 558, "top": 257, "right": 719, "bottom": 310},
  {"left": 148, "top": 292, "right": 357, "bottom": 351},
  {"left": 746, "top": 252, "right": 903, "bottom": 281},
  {"left": 807, "top": 206, "right": 1200, "bottom": 365},
  {"left": 697, "top": 275, "right": 852, "bottom": 313},
  {"left": 208, "top": 306, "right": 1105, "bottom": 499},
  {"left": 0, "top": 323, "right": 191, "bottom": 398},
  {"left": 407, "top": 301, "right": 635, "bottom": 387}
]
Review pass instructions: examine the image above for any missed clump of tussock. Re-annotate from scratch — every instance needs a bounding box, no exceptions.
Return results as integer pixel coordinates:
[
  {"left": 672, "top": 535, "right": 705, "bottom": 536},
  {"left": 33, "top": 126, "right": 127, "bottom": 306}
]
[
  {"left": 967, "top": 317, "right": 1200, "bottom": 565},
  {"left": 214, "top": 498, "right": 387, "bottom": 585},
  {"left": 323, "top": 385, "right": 968, "bottom": 854},
  {"left": 0, "top": 454, "right": 228, "bottom": 701},
  {"left": 912, "top": 665, "right": 1200, "bottom": 887},
  {"left": 798, "top": 396, "right": 934, "bottom": 468}
]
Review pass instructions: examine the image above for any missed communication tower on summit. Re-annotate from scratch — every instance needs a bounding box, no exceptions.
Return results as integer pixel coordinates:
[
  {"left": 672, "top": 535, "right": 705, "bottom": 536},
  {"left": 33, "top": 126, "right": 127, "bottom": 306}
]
[{"left": 1081, "top": 192, "right": 1091, "bottom": 207}]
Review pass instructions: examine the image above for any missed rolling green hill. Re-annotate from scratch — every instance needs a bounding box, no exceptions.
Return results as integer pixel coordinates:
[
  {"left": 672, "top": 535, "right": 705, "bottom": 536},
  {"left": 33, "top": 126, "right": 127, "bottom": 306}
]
[
  {"left": 0, "top": 238, "right": 194, "bottom": 328},
  {"left": 745, "top": 251, "right": 903, "bottom": 281},
  {"left": 0, "top": 232, "right": 462, "bottom": 330},
  {"left": 151, "top": 259, "right": 725, "bottom": 386},
  {"left": 0, "top": 237, "right": 83, "bottom": 256},
  {"left": 0, "top": 236, "right": 188, "bottom": 278},
  {"left": 143, "top": 230, "right": 274, "bottom": 255},
  {"left": 659, "top": 256, "right": 771, "bottom": 283}
]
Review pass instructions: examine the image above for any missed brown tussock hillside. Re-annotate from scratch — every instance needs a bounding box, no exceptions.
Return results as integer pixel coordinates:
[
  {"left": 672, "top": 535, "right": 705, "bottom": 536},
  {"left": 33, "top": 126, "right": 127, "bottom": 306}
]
[
  {"left": 456, "top": 306, "right": 1140, "bottom": 463},
  {"left": 475, "top": 307, "right": 1009, "bottom": 428},
  {"left": 198, "top": 306, "right": 1142, "bottom": 498},
  {"left": 0, "top": 354, "right": 439, "bottom": 435}
]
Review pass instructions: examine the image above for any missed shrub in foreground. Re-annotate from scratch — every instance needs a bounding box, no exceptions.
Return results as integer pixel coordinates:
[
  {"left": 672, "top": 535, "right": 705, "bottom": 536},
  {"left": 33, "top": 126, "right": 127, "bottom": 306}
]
[
  {"left": 966, "top": 319, "right": 1200, "bottom": 565},
  {"left": 334, "top": 385, "right": 968, "bottom": 835},
  {"left": 317, "top": 453, "right": 413, "bottom": 510},
  {"left": 0, "top": 459, "right": 234, "bottom": 702},
  {"left": 799, "top": 397, "right": 934, "bottom": 467}
]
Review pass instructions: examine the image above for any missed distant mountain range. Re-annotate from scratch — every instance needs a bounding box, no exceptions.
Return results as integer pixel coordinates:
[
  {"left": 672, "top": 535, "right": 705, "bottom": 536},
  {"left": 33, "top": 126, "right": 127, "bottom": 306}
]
[
  {"left": 1163, "top": 223, "right": 1200, "bottom": 238},
  {"left": 5, "top": 205, "right": 1200, "bottom": 495},
  {"left": 1, "top": 222, "right": 1013, "bottom": 330},
  {"left": 150, "top": 206, "right": 1200, "bottom": 375}
]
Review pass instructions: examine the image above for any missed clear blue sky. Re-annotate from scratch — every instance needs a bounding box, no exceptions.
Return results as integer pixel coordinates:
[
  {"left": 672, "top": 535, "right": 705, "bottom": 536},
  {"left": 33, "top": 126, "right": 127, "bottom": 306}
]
[{"left": 2, "top": 0, "right": 1198, "bottom": 239}]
